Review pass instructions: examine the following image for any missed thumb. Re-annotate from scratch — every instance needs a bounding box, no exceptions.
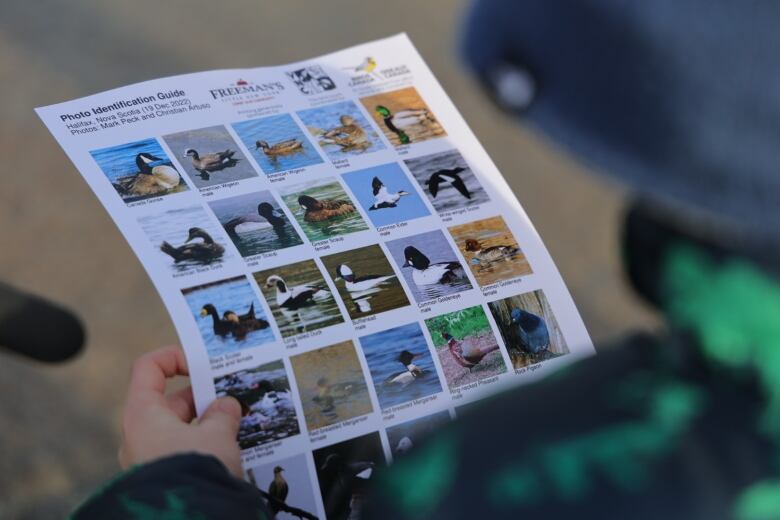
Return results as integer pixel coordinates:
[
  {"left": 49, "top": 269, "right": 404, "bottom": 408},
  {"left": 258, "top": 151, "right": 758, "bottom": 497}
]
[{"left": 199, "top": 396, "right": 242, "bottom": 434}]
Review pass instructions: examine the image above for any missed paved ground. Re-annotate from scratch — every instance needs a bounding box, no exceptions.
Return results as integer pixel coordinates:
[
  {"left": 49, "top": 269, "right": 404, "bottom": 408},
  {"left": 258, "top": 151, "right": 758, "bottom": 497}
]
[{"left": 0, "top": 1, "right": 658, "bottom": 517}]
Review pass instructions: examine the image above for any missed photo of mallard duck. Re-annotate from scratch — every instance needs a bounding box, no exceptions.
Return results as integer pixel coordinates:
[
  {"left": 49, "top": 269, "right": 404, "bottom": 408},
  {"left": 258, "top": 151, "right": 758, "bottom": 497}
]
[
  {"left": 112, "top": 152, "right": 182, "bottom": 197},
  {"left": 464, "top": 238, "right": 519, "bottom": 264},
  {"left": 184, "top": 148, "right": 238, "bottom": 180},
  {"left": 361, "top": 87, "right": 446, "bottom": 146},
  {"left": 298, "top": 194, "right": 355, "bottom": 222},
  {"left": 159, "top": 227, "right": 224, "bottom": 263},
  {"left": 255, "top": 139, "right": 303, "bottom": 156}
]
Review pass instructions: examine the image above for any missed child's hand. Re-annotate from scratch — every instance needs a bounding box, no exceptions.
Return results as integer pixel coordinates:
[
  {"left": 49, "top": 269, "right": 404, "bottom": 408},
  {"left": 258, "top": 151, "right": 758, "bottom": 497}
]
[{"left": 118, "top": 345, "right": 243, "bottom": 477}]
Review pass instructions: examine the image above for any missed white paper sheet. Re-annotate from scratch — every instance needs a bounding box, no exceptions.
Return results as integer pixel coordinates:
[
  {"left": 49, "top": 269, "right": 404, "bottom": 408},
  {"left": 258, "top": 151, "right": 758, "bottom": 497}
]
[{"left": 37, "top": 34, "right": 593, "bottom": 519}]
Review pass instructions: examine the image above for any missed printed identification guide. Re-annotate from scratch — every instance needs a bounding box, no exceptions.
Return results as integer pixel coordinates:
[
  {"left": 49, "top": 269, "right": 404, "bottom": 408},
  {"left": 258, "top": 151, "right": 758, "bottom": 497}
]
[{"left": 37, "top": 34, "right": 593, "bottom": 519}]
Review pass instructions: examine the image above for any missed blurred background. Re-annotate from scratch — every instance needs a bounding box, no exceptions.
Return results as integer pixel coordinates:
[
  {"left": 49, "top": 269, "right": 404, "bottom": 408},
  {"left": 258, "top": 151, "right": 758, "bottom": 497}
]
[{"left": 0, "top": 1, "right": 658, "bottom": 517}]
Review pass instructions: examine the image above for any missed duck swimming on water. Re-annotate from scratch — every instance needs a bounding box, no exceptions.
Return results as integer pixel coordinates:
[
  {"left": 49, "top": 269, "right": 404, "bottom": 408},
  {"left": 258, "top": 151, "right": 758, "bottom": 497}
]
[
  {"left": 375, "top": 105, "right": 434, "bottom": 144},
  {"left": 319, "top": 115, "right": 371, "bottom": 151},
  {"left": 184, "top": 148, "right": 239, "bottom": 180},
  {"left": 335, "top": 264, "right": 395, "bottom": 293},
  {"left": 113, "top": 152, "right": 181, "bottom": 197},
  {"left": 224, "top": 202, "right": 290, "bottom": 238},
  {"left": 200, "top": 303, "right": 268, "bottom": 339},
  {"left": 370, "top": 176, "right": 409, "bottom": 210},
  {"left": 464, "top": 238, "right": 519, "bottom": 265},
  {"left": 160, "top": 227, "right": 224, "bottom": 263},
  {"left": 384, "top": 350, "right": 425, "bottom": 386},
  {"left": 298, "top": 195, "right": 355, "bottom": 222},
  {"left": 403, "top": 246, "right": 465, "bottom": 286},
  {"left": 255, "top": 138, "right": 303, "bottom": 156},
  {"left": 425, "top": 167, "right": 470, "bottom": 199},
  {"left": 264, "top": 274, "right": 331, "bottom": 311}
]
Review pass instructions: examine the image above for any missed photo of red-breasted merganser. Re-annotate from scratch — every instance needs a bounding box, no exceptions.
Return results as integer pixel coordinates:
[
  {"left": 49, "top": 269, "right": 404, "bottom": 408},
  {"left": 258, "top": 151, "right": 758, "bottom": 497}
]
[{"left": 383, "top": 350, "right": 425, "bottom": 385}]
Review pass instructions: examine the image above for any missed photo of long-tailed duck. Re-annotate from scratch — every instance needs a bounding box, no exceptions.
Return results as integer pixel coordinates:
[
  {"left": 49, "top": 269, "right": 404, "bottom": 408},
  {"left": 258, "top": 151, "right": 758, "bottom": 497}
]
[
  {"left": 404, "top": 149, "right": 490, "bottom": 214},
  {"left": 162, "top": 125, "right": 258, "bottom": 188},
  {"left": 386, "top": 230, "right": 473, "bottom": 303},
  {"left": 280, "top": 177, "right": 368, "bottom": 242},
  {"left": 449, "top": 216, "right": 532, "bottom": 286},
  {"left": 341, "top": 162, "right": 430, "bottom": 228},
  {"left": 138, "top": 205, "right": 233, "bottom": 275},
  {"left": 209, "top": 190, "right": 303, "bottom": 258},
  {"left": 254, "top": 259, "right": 344, "bottom": 338},
  {"left": 90, "top": 138, "right": 188, "bottom": 204},
  {"left": 320, "top": 244, "right": 410, "bottom": 319}
]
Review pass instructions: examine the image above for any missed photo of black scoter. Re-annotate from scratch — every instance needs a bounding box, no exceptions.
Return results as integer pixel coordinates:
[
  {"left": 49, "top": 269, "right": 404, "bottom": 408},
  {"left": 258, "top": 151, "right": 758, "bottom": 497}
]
[
  {"left": 426, "top": 166, "right": 470, "bottom": 199},
  {"left": 200, "top": 302, "right": 269, "bottom": 339},
  {"left": 184, "top": 148, "right": 239, "bottom": 180},
  {"left": 160, "top": 227, "right": 225, "bottom": 263},
  {"left": 370, "top": 176, "right": 408, "bottom": 210}
]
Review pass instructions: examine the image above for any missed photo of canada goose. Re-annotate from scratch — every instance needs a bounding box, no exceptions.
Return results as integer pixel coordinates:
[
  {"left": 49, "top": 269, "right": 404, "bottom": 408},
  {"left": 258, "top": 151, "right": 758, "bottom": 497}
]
[
  {"left": 182, "top": 276, "right": 274, "bottom": 359},
  {"left": 208, "top": 191, "right": 303, "bottom": 258},
  {"left": 289, "top": 341, "right": 372, "bottom": 431},
  {"left": 424, "top": 305, "right": 507, "bottom": 390},
  {"left": 138, "top": 205, "right": 233, "bottom": 275},
  {"left": 385, "top": 230, "right": 473, "bottom": 303},
  {"left": 359, "top": 322, "right": 442, "bottom": 410},
  {"left": 279, "top": 177, "right": 368, "bottom": 242},
  {"left": 162, "top": 125, "right": 258, "bottom": 188},
  {"left": 341, "top": 162, "right": 430, "bottom": 228},
  {"left": 448, "top": 216, "right": 532, "bottom": 287},
  {"left": 404, "top": 149, "right": 490, "bottom": 214},
  {"left": 297, "top": 100, "right": 385, "bottom": 159},
  {"left": 320, "top": 244, "right": 410, "bottom": 319},
  {"left": 312, "top": 432, "right": 385, "bottom": 520},
  {"left": 247, "top": 454, "right": 319, "bottom": 520},
  {"left": 214, "top": 360, "right": 300, "bottom": 450},
  {"left": 90, "top": 138, "right": 188, "bottom": 203},
  {"left": 386, "top": 411, "right": 451, "bottom": 460},
  {"left": 254, "top": 259, "right": 344, "bottom": 338},
  {"left": 360, "top": 87, "right": 446, "bottom": 147},
  {"left": 488, "top": 290, "right": 568, "bottom": 369},
  {"left": 232, "top": 114, "right": 324, "bottom": 175}
]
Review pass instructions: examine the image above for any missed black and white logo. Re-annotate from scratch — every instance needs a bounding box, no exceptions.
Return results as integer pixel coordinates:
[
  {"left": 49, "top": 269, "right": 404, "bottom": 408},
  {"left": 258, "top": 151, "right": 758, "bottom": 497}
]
[{"left": 285, "top": 65, "right": 336, "bottom": 95}]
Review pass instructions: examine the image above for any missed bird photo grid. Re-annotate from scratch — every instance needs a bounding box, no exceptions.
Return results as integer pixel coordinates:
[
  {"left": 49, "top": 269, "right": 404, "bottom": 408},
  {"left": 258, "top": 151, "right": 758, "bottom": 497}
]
[{"left": 38, "top": 34, "right": 594, "bottom": 520}]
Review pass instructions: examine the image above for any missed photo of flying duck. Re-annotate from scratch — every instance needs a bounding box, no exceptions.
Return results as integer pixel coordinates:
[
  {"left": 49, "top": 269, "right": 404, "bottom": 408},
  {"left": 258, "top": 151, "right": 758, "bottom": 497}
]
[
  {"left": 449, "top": 216, "right": 532, "bottom": 287},
  {"left": 297, "top": 100, "right": 386, "bottom": 159},
  {"left": 232, "top": 113, "right": 324, "bottom": 175},
  {"left": 209, "top": 191, "right": 303, "bottom": 258},
  {"left": 138, "top": 205, "right": 233, "bottom": 275},
  {"left": 255, "top": 260, "right": 344, "bottom": 338},
  {"left": 321, "top": 244, "right": 410, "bottom": 319},
  {"left": 162, "top": 125, "right": 258, "bottom": 188},
  {"left": 246, "top": 454, "right": 319, "bottom": 520},
  {"left": 386, "top": 412, "right": 451, "bottom": 460},
  {"left": 90, "top": 138, "right": 188, "bottom": 203},
  {"left": 280, "top": 178, "right": 368, "bottom": 243},
  {"left": 359, "top": 322, "right": 442, "bottom": 410},
  {"left": 214, "top": 360, "right": 300, "bottom": 450},
  {"left": 386, "top": 230, "right": 473, "bottom": 303},
  {"left": 360, "top": 86, "right": 446, "bottom": 146},
  {"left": 404, "top": 149, "right": 490, "bottom": 214},
  {"left": 341, "top": 162, "right": 430, "bottom": 228},
  {"left": 313, "top": 432, "right": 385, "bottom": 520},
  {"left": 290, "top": 341, "right": 373, "bottom": 431},
  {"left": 488, "top": 290, "right": 569, "bottom": 369},
  {"left": 425, "top": 305, "right": 507, "bottom": 390},
  {"left": 182, "top": 276, "right": 275, "bottom": 360}
]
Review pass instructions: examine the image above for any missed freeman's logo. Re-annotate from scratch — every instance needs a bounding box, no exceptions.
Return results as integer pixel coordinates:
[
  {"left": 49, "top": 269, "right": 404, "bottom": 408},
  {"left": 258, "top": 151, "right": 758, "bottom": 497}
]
[{"left": 208, "top": 79, "right": 285, "bottom": 103}]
